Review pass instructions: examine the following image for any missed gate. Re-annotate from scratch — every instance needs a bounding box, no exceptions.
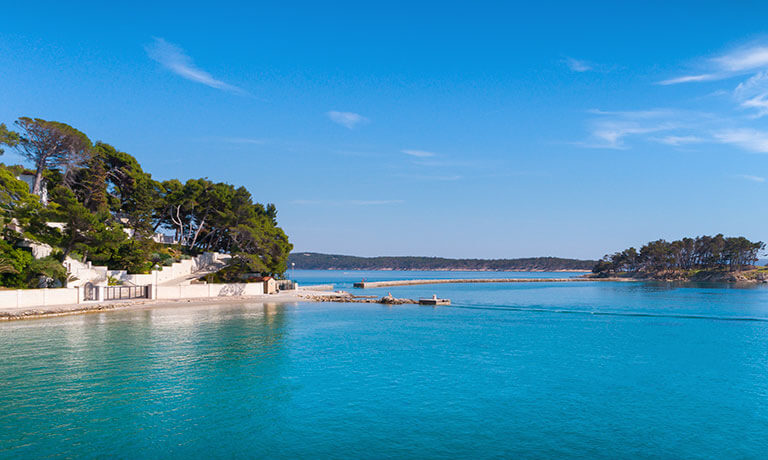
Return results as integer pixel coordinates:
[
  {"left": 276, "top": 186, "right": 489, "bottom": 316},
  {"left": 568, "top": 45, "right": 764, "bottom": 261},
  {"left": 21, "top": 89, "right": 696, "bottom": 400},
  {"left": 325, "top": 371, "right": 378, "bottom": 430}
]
[
  {"left": 104, "top": 285, "right": 150, "bottom": 301},
  {"left": 84, "top": 282, "right": 98, "bottom": 301}
]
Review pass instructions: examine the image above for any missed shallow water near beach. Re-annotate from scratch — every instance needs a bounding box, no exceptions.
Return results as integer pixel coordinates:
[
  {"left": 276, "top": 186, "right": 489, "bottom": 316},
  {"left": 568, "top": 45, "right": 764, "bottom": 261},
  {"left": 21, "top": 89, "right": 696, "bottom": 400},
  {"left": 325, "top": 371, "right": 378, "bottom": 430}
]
[{"left": 2, "top": 271, "right": 768, "bottom": 458}]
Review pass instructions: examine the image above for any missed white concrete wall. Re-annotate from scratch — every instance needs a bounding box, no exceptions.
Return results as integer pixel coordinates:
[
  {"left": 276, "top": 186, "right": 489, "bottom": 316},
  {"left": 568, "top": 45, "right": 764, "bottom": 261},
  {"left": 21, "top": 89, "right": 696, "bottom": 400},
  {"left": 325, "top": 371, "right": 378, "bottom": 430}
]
[
  {"left": 0, "top": 288, "right": 80, "bottom": 309},
  {"left": 2, "top": 281, "right": 266, "bottom": 310},
  {"left": 156, "top": 283, "right": 264, "bottom": 300}
]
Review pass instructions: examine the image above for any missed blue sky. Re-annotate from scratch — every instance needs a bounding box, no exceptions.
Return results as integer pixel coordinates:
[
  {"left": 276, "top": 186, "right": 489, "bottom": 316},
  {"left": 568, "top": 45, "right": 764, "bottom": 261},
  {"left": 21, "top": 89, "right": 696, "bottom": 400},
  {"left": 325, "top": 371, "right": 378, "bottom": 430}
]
[{"left": 2, "top": 1, "right": 768, "bottom": 259}]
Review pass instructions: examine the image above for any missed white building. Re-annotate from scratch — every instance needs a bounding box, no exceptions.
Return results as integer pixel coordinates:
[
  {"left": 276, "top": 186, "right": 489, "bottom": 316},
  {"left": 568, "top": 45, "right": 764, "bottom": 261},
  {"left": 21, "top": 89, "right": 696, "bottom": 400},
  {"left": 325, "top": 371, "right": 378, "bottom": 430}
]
[{"left": 16, "top": 172, "right": 48, "bottom": 204}]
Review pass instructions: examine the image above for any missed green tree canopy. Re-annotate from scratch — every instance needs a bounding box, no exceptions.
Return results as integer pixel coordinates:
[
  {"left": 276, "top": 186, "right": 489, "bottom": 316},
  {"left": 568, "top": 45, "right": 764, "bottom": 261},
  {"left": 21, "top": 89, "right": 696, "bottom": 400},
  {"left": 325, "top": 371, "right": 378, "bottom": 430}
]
[
  {"left": 13, "top": 117, "right": 92, "bottom": 195},
  {"left": 0, "top": 123, "right": 20, "bottom": 155},
  {"left": 1, "top": 116, "right": 291, "bottom": 283},
  {"left": 594, "top": 234, "right": 766, "bottom": 276}
]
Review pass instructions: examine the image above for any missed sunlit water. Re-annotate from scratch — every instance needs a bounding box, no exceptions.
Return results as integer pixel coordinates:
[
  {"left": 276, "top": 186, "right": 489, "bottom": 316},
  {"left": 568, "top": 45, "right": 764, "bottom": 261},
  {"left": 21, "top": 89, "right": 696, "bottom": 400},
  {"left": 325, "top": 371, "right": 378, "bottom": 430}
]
[{"left": 2, "top": 271, "right": 768, "bottom": 458}]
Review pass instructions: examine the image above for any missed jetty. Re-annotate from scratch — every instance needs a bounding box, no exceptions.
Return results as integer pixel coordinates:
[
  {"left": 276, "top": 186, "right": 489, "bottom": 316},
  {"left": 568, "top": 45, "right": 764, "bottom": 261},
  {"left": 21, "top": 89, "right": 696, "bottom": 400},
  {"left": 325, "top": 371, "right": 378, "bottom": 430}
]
[
  {"left": 352, "top": 277, "right": 620, "bottom": 288},
  {"left": 300, "top": 291, "right": 454, "bottom": 306}
]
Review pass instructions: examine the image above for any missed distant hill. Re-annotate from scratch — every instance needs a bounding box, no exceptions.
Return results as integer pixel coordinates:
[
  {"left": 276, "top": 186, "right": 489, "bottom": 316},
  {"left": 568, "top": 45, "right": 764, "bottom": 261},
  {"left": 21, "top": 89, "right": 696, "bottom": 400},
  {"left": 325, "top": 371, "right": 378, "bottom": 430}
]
[{"left": 288, "top": 252, "right": 596, "bottom": 271}]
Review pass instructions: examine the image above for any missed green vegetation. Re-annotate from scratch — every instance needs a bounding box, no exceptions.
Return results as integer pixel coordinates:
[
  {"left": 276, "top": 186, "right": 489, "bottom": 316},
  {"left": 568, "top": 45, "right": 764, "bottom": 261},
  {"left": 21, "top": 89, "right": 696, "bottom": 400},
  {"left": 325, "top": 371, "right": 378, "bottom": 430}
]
[
  {"left": 0, "top": 239, "right": 66, "bottom": 288},
  {"left": 0, "top": 123, "right": 20, "bottom": 155},
  {"left": 288, "top": 253, "right": 596, "bottom": 271},
  {"left": 0, "top": 117, "right": 292, "bottom": 288},
  {"left": 593, "top": 235, "right": 766, "bottom": 280},
  {"left": 201, "top": 261, "right": 266, "bottom": 284}
]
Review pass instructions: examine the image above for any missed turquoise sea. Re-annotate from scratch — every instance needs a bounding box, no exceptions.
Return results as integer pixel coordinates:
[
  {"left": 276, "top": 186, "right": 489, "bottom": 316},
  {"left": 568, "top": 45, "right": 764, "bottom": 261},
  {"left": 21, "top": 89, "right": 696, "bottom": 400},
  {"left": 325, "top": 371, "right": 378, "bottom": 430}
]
[{"left": 2, "top": 270, "right": 768, "bottom": 458}]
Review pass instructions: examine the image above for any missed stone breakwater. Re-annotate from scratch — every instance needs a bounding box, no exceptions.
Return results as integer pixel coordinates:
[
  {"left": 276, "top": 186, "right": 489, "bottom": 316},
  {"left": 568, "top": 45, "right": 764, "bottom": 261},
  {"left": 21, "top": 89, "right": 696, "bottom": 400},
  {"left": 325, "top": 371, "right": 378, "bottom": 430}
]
[
  {"left": 300, "top": 293, "right": 418, "bottom": 305},
  {"left": 353, "top": 277, "right": 627, "bottom": 288}
]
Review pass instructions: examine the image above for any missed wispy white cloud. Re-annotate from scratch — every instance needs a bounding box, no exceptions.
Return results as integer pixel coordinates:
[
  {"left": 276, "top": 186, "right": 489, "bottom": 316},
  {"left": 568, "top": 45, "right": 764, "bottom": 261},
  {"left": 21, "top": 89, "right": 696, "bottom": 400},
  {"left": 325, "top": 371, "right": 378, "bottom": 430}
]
[
  {"left": 563, "top": 57, "right": 592, "bottom": 72},
  {"left": 222, "top": 137, "right": 266, "bottom": 145},
  {"left": 736, "top": 174, "right": 765, "bottom": 182},
  {"left": 396, "top": 173, "right": 461, "bottom": 181},
  {"left": 590, "top": 122, "right": 672, "bottom": 149},
  {"left": 327, "top": 111, "right": 368, "bottom": 129},
  {"left": 714, "top": 128, "right": 768, "bottom": 153},
  {"left": 401, "top": 149, "right": 436, "bottom": 158},
  {"left": 660, "top": 44, "right": 768, "bottom": 117},
  {"left": 331, "top": 149, "right": 381, "bottom": 158},
  {"left": 734, "top": 71, "right": 768, "bottom": 117},
  {"left": 713, "top": 45, "right": 768, "bottom": 72},
  {"left": 579, "top": 42, "right": 768, "bottom": 154},
  {"left": 577, "top": 109, "right": 722, "bottom": 150},
  {"left": 586, "top": 108, "right": 686, "bottom": 120},
  {"left": 653, "top": 135, "right": 706, "bottom": 146},
  {"left": 582, "top": 110, "right": 686, "bottom": 149},
  {"left": 291, "top": 199, "right": 403, "bottom": 206},
  {"left": 658, "top": 74, "right": 721, "bottom": 85},
  {"left": 660, "top": 44, "right": 768, "bottom": 86},
  {"left": 146, "top": 38, "right": 245, "bottom": 94}
]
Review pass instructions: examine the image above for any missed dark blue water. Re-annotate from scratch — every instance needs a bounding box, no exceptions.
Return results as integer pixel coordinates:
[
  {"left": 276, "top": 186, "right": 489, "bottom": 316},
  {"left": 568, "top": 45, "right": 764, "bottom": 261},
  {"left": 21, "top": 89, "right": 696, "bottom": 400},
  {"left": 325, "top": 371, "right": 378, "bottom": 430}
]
[{"left": 2, "top": 272, "right": 768, "bottom": 458}]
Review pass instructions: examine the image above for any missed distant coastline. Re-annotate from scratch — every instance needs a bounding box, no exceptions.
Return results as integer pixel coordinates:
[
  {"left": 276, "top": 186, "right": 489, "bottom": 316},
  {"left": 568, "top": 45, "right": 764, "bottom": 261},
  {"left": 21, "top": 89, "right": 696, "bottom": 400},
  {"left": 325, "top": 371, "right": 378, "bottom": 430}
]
[
  {"left": 288, "top": 252, "right": 596, "bottom": 272},
  {"left": 305, "top": 268, "right": 590, "bottom": 272}
]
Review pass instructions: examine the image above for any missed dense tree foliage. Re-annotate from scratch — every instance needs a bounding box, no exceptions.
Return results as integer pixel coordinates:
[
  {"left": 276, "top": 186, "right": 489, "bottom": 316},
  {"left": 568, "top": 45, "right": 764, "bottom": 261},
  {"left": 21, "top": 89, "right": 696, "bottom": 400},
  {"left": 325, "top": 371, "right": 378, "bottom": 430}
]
[
  {"left": 593, "top": 235, "right": 765, "bottom": 276},
  {"left": 0, "top": 116, "right": 292, "bottom": 285},
  {"left": 0, "top": 238, "right": 66, "bottom": 288},
  {"left": 288, "top": 253, "right": 596, "bottom": 271},
  {"left": 155, "top": 178, "right": 290, "bottom": 275},
  {"left": 13, "top": 118, "right": 92, "bottom": 194},
  {"left": 0, "top": 123, "right": 20, "bottom": 154}
]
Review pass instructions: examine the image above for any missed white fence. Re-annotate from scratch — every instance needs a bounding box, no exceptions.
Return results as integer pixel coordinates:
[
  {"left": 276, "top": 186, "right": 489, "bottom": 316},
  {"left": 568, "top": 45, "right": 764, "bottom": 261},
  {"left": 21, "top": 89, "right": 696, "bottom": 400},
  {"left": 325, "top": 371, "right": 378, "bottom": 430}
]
[{"left": 0, "top": 281, "right": 267, "bottom": 310}]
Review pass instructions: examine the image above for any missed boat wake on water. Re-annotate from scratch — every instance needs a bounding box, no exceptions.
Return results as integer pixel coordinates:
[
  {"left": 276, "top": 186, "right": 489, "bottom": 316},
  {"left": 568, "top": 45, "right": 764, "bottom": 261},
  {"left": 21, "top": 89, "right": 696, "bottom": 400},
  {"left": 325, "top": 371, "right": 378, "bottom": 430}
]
[{"left": 446, "top": 303, "right": 768, "bottom": 323}]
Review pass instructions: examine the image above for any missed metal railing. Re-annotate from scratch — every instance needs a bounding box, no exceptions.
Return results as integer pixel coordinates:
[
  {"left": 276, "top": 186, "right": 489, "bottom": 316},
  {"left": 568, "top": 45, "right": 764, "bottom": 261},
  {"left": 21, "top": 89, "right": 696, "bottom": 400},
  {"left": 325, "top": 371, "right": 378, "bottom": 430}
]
[{"left": 104, "top": 285, "right": 150, "bottom": 301}]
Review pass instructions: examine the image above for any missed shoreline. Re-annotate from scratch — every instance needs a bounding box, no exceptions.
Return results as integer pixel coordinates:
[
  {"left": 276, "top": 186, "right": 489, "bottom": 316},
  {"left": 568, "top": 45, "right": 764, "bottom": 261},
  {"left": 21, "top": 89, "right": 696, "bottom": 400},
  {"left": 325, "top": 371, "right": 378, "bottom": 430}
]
[
  {"left": 352, "top": 277, "right": 629, "bottom": 288},
  {"left": 294, "top": 268, "right": 591, "bottom": 272},
  {"left": 0, "top": 290, "right": 347, "bottom": 322},
  {"left": 4, "top": 274, "right": 762, "bottom": 322}
]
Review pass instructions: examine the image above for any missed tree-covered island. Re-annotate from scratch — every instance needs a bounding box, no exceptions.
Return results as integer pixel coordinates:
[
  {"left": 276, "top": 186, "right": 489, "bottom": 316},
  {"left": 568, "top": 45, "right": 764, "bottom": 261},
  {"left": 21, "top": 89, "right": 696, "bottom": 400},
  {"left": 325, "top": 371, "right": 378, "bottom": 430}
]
[
  {"left": 288, "top": 253, "right": 597, "bottom": 271},
  {"left": 592, "top": 235, "right": 767, "bottom": 282},
  {"left": 0, "top": 117, "right": 292, "bottom": 288}
]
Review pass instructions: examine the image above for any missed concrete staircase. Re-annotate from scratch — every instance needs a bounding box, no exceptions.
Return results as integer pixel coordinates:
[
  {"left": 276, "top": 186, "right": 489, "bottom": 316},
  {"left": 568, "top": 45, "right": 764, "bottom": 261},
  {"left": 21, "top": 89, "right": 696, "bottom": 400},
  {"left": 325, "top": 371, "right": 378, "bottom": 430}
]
[
  {"left": 64, "top": 258, "right": 109, "bottom": 288},
  {"left": 107, "top": 252, "right": 231, "bottom": 287}
]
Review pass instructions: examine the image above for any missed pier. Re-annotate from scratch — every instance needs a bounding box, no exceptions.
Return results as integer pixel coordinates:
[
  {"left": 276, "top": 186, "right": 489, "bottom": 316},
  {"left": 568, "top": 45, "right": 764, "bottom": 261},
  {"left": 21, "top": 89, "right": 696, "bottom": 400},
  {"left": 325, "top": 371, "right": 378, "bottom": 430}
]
[{"left": 353, "top": 277, "right": 620, "bottom": 288}]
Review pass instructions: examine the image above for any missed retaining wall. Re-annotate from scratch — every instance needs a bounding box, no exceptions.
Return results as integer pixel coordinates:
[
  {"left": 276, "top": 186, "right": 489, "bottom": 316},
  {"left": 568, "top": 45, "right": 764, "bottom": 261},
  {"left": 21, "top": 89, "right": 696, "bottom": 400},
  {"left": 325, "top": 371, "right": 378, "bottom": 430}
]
[{"left": 156, "top": 283, "right": 264, "bottom": 300}]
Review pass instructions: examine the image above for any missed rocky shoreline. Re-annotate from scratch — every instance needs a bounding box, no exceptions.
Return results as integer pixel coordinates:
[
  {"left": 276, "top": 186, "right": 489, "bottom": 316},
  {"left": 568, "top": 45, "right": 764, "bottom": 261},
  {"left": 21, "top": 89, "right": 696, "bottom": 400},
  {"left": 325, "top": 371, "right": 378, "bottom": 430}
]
[{"left": 587, "top": 268, "right": 768, "bottom": 283}]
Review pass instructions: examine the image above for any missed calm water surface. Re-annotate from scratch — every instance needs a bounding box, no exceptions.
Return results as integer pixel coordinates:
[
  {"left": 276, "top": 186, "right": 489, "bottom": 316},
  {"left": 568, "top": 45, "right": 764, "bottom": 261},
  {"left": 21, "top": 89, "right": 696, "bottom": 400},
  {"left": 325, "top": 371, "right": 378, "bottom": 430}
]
[{"left": 2, "top": 271, "right": 768, "bottom": 458}]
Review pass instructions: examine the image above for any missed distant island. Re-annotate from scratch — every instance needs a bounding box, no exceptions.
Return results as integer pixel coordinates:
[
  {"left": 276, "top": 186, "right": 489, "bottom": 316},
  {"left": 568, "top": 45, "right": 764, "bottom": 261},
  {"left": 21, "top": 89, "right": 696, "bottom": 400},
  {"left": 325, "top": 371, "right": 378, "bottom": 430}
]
[
  {"left": 591, "top": 234, "right": 767, "bottom": 282},
  {"left": 288, "top": 252, "right": 596, "bottom": 271}
]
